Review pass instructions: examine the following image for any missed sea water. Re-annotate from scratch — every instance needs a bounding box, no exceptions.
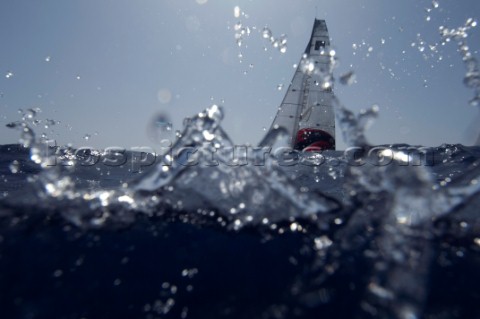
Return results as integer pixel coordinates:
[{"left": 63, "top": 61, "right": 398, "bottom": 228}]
[
  {"left": 1, "top": 15, "right": 480, "bottom": 319},
  {"left": 1, "top": 100, "right": 480, "bottom": 319}
]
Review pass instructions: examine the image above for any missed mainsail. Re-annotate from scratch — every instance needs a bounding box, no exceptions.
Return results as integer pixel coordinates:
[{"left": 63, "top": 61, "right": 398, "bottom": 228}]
[{"left": 261, "top": 19, "right": 336, "bottom": 151}]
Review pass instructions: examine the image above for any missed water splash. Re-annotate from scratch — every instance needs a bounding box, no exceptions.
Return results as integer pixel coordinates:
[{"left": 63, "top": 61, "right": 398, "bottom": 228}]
[
  {"left": 339, "top": 71, "right": 356, "bottom": 86},
  {"left": 232, "top": 7, "right": 251, "bottom": 49},
  {"left": 333, "top": 99, "right": 378, "bottom": 148},
  {"left": 135, "top": 104, "right": 340, "bottom": 227},
  {"left": 6, "top": 108, "right": 62, "bottom": 169},
  {"left": 233, "top": 6, "right": 241, "bottom": 18},
  {"left": 148, "top": 113, "right": 174, "bottom": 144},
  {"left": 298, "top": 50, "right": 337, "bottom": 90},
  {"left": 1, "top": 12, "right": 480, "bottom": 318},
  {"left": 1, "top": 101, "right": 343, "bottom": 230},
  {"left": 303, "top": 36, "right": 480, "bottom": 318},
  {"left": 9, "top": 160, "right": 20, "bottom": 174},
  {"left": 261, "top": 27, "right": 272, "bottom": 39},
  {"left": 260, "top": 26, "right": 288, "bottom": 53},
  {"left": 439, "top": 18, "right": 480, "bottom": 107},
  {"left": 6, "top": 121, "right": 36, "bottom": 148},
  {"left": 232, "top": 11, "right": 287, "bottom": 67}
]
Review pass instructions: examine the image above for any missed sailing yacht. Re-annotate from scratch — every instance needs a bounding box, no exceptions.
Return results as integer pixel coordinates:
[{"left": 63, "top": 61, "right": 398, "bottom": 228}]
[{"left": 262, "top": 19, "right": 336, "bottom": 151}]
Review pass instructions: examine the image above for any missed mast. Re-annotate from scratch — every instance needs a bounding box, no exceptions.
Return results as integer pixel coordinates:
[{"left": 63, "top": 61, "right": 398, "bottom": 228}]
[{"left": 261, "top": 19, "right": 336, "bottom": 151}]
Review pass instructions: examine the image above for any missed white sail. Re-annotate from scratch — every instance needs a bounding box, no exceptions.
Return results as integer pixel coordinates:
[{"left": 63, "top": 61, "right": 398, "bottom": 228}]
[{"left": 262, "top": 19, "right": 335, "bottom": 151}]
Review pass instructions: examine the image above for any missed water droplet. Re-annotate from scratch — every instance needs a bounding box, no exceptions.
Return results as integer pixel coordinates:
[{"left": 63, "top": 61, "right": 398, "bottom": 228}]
[
  {"left": 466, "top": 18, "right": 477, "bottom": 28},
  {"left": 206, "top": 104, "right": 224, "bottom": 122},
  {"left": 45, "top": 56, "right": 51, "bottom": 62},
  {"left": 181, "top": 268, "right": 199, "bottom": 278},
  {"left": 249, "top": 63, "right": 254, "bottom": 69},
  {"left": 469, "top": 96, "right": 480, "bottom": 106},
  {"left": 314, "top": 236, "right": 332, "bottom": 250},
  {"left": 474, "top": 238, "right": 480, "bottom": 247},
  {"left": 53, "top": 269, "right": 63, "bottom": 278},
  {"left": 432, "top": 0, "right": 439, "bottom": 9},
  {"left": 6, "top": 121, "right": 19, "bottom": 129},
  {"left": 262, "top": 27, "right": 272, "bottom": 39},
  {"left": 202, "top": 130, "right": 215, "bottom": 141},
  {"left": 234, "top": 22, "right": 242, "bottom": 31},
  {"left": 158, "top": 88, "right": 172, "bottom": 104},
  {"left": 339, "top": 71, "right": 356, "bottom": 85},
  {"left": 368, "top": 282, "right": 394, "bottom": 300},
  {"left": 290, "top": 222, "right": 299, "bottom": 232},
  {"left": 304, "top": 61, "right": 315, "bottom": 74},
  {"left": 426, "top": 16, "right": 431, "bottom": 22},
  {"left": 328, "top": 167, "right": 338, "bottom": 180},
  {"left": 182, "top": 117, "right": 192, "bottom": 128},
  {"left": 5, "top": 71, "right": 13, "bottom": 79},
  {"left": 9, "top": 160, "right": 20, "bottom": 174},
  {"left": 234, "top": 6, "right": 240, "bottom": 18},
  {"left": 464, "top": 71, "right": 480, "bottom": 89},
  {"left": 44, "top": 119, "right": 56, "bottom": 129},
  {"left": 83, "top": 134, "right": 91, "bottom": 141},
  {"left": 277, "top": 84, "right": 284, "bottom": 91},
  {"left": 322, "top": 81, "right": 332, "bottom": 90},
  {"left": 148, "top": 113, "right": 173, "bottom": 143},
  {"left": 24, "top": 108, "right": 37, "bottom": 120},
  {"left": 76, "top": 75, "right": 81, "bottom": 80}
]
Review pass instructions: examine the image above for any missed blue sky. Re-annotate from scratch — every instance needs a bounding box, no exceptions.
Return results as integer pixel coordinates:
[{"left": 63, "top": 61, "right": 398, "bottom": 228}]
[{"left": 1, "top": 0, "right": 479, "bottom": 150}]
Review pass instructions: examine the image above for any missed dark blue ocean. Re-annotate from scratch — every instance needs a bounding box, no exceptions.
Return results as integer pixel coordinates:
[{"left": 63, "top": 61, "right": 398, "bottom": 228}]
[{"left": 1, "top": 111, "right": 480, "bottom": 319}]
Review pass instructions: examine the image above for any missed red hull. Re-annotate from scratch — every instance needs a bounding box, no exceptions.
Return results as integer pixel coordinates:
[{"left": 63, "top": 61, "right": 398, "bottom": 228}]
[{"left": 294, "top": 128, "right": 335, "bottom": 151}]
